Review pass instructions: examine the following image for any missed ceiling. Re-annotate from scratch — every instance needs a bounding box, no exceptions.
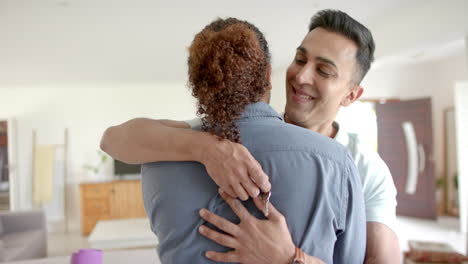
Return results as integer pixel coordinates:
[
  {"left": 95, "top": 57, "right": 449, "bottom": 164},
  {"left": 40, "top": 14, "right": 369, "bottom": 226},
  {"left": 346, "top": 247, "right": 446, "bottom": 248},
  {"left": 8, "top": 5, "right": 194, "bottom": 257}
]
[
  {"left": 0, "top": 0, "right": 426, "bottom": 85},
  {"left": 373, "top": 39, "right": 467, "bottom": 69}
]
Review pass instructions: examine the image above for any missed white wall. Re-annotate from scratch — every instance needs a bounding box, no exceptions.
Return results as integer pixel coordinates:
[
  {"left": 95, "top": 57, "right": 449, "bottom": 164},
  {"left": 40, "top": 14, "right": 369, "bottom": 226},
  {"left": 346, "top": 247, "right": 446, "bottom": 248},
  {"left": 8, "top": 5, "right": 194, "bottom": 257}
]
[
  {"left": 369, "top": 0, "right": 468, "bottom": 60},
  {"left": 0, "top": 83, "right": 198, "bottom": 231},
  {"left": 432, "top": 55, "right": 468, "bottom": 183},
  {"left": 270, "top": 67, "right": 287, "bottom": 113}
]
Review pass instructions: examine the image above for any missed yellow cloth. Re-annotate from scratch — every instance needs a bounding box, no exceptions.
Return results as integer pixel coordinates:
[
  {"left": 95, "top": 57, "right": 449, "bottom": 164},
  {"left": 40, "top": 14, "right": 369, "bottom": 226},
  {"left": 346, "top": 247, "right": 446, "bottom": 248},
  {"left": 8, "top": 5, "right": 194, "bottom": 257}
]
[{"left": 33, "top": 145, "right": 55, "bottom": 204}]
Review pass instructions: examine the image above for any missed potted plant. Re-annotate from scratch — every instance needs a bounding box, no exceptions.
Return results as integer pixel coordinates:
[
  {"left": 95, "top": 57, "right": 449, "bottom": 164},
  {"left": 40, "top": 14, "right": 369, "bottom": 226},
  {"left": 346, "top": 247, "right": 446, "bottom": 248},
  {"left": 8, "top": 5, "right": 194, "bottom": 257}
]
[{"left": 83, "top": 150, "right": 109, "bottom": 181}]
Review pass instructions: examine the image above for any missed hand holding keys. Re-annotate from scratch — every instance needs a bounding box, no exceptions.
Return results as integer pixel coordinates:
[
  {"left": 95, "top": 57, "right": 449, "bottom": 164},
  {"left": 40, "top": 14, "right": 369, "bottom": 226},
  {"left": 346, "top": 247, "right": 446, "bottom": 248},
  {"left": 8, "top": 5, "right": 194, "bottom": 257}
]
[{"left": 259, "top": 191, "right": 271, "bottom": 217}]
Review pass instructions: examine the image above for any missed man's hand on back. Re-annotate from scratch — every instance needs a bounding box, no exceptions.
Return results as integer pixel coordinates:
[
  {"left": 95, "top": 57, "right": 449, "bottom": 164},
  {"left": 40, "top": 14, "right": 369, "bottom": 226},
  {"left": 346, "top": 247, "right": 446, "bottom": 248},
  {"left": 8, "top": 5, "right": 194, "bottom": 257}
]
[
  {"left": 199, "top": 139, "right": 271, "bottom": 200},
  {"left": 199, "top": 190, "right": 327, "bottom": 264},
  {"left": 198, "top": 190, "right": 296, "bottom": 264}
]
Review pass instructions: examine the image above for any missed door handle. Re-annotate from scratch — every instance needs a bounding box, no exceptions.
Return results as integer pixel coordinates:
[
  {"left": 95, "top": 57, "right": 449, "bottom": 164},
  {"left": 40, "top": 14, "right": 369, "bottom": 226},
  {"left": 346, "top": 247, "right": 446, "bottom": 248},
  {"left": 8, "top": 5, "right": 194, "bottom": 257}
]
[
  {"left": 402, "top": 121, "right": 419, "bottom": 195},
  {"left": 418, "top": 144, "right": 426, "bottom": 173}
]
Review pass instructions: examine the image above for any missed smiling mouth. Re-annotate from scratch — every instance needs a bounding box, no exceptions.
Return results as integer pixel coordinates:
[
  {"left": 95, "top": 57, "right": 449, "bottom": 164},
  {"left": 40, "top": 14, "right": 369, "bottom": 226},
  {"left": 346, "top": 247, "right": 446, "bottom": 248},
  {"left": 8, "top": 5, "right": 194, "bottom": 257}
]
[{"left": 293, "top": 87, "right": 315, "bottom": 100}]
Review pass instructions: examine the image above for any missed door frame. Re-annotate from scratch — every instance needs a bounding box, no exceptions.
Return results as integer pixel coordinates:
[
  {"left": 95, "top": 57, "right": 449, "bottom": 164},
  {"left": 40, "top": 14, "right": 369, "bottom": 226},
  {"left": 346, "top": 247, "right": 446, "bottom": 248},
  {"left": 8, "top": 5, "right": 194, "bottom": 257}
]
[
  {"left": 0, "top": 117, "right": 18, "bottom": 211},
  {"left": 454, "top": 81, "right": 468, "bottom": 234}
]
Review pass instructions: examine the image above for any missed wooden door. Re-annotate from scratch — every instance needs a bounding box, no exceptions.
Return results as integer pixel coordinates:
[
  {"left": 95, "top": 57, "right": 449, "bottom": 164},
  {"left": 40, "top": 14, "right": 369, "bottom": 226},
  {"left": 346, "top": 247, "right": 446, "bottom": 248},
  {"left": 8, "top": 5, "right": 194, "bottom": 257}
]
[
  {"left": 110, "top": 180, "right": 146, "bottom": 219},
  {"left": 376, "top": 98, "right": 436, "bottom": 219}
]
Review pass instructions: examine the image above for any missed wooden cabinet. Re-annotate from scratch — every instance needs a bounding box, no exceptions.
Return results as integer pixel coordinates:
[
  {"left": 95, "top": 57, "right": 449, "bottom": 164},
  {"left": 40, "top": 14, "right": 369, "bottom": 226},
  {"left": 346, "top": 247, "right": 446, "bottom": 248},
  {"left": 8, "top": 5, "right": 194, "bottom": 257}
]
[{"left": 80, "top": 180, "right": 146, "bottom": 235}]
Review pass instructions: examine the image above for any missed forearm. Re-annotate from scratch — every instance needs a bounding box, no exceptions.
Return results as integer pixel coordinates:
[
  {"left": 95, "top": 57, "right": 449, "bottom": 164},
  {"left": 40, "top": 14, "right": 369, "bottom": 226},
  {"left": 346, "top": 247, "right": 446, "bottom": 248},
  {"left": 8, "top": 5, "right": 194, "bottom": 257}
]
[{"left": 100, "top": 118, "right": 216, "bottom": 164}]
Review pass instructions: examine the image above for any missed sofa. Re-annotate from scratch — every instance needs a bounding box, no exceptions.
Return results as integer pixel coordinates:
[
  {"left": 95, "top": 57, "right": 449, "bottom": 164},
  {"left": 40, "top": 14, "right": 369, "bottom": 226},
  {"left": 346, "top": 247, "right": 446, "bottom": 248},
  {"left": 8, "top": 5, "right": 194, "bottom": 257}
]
[{"left": 0, "top": 210, "right": 47, "bottom": 262}]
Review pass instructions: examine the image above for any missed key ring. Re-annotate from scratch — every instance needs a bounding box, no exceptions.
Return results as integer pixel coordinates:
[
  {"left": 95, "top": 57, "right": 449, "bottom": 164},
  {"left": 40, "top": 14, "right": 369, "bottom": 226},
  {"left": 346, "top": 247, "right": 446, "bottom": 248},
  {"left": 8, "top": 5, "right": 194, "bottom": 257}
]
[{"left": 259, "top": 191, "right": 271, "bottom": 217}]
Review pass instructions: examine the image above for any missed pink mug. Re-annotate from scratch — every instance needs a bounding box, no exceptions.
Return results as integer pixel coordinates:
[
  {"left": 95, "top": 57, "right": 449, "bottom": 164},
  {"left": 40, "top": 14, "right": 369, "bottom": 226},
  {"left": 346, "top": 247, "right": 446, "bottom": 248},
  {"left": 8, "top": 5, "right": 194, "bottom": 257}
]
[{"left": 71, "top": 249, "right": 102, "bottom": 264}]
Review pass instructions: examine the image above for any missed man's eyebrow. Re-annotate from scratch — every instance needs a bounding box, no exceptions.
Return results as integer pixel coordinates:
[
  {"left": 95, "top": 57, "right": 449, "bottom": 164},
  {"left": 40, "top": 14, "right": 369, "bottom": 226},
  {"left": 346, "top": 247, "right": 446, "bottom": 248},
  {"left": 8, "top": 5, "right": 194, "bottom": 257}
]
[
  {"left": 296, "top": 46, "right": 338, "bottom": 70},
  {"left": 316, "top": 56, "right": 338, "bottom": 70}
]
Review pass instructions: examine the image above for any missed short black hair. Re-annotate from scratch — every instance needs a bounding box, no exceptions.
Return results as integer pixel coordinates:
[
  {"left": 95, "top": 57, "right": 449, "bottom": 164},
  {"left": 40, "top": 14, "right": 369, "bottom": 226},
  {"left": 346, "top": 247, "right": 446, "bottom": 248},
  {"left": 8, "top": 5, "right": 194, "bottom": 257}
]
[{"left": 309, "top": 9, "right": 375, "bottom": 84}]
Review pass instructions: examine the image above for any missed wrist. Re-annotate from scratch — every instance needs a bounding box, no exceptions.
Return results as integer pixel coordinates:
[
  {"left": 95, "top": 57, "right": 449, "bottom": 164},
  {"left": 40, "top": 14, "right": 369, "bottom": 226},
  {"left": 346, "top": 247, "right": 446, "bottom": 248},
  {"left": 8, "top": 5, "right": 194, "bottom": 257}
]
[
  {"left": 194, "top": 131, "right": 218, "bottom": 164},
  {"left": 304, "top": 255, "right": 326, "bottom": 264},
  {"left": 291, "top": 247, "right": 306, "bottom": 264},
  {"left": 283, "top": 242, "right": 297, "bottom": 264}
]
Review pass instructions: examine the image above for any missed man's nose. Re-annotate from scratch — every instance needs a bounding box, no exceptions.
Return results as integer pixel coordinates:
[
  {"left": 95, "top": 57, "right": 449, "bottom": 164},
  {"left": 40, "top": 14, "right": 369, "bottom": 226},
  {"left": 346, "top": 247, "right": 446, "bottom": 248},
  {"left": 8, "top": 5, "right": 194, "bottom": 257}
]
[{"left": 295, "top": 65, "right": 314, "bottom": 85}]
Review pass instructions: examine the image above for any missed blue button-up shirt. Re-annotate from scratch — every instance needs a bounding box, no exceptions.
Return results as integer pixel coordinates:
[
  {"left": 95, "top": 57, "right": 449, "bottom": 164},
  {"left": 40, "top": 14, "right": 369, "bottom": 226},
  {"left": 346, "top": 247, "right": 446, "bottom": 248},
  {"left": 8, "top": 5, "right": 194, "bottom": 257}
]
[{"left": 142, "top": 102, "right": 366, "bottom": 264}]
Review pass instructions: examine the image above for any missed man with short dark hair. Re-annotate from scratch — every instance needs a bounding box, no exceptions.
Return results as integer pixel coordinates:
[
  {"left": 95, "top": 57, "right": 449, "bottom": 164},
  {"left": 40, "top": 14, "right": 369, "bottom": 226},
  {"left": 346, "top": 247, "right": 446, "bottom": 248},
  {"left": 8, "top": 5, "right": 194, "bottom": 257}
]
[{"left": 101, "top": 9, "right": 399, "bottom": 264}]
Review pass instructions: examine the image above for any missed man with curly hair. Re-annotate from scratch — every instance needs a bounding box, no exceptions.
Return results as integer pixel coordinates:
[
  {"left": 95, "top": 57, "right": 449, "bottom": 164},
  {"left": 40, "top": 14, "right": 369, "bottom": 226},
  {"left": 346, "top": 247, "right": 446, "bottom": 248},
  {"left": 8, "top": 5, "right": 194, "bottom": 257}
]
[{"left": 101, "top": 10, "right": 399, "bottom": 264}]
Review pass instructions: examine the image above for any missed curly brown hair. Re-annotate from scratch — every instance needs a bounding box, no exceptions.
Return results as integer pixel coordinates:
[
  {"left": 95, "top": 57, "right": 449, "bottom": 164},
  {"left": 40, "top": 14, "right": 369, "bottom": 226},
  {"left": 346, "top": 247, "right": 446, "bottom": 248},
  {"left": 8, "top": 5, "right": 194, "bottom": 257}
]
[{"left": 188, "top": 18, "right": 271, "bottom": 143}]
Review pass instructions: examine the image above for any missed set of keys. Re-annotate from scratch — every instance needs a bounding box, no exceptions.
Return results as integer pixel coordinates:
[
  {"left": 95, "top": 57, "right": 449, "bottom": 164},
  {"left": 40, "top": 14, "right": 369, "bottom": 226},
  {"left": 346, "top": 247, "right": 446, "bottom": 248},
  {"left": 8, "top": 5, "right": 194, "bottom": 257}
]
[{"left": 259, "top": 191, "right": 271, "bottom": 217}]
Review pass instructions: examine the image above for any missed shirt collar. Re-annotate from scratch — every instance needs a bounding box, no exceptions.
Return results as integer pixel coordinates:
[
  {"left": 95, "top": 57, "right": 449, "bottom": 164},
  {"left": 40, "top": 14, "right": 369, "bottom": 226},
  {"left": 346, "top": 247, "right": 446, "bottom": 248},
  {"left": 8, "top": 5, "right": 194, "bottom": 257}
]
[
  {"left": 280, "top": 111, "right": 345, "bottom": 143},
  {"left": 239, "top": 102, "right": 284, "bottom": 122}
]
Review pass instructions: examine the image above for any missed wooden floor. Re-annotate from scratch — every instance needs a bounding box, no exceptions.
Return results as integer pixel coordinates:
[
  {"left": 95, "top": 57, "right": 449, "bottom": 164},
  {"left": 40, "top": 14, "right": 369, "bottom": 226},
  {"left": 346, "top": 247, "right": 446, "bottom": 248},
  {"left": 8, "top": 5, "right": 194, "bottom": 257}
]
[
  {"left": 396, "top": 216, "right": 467, "bottom": 255},
  {"left": 48, "top": 231, "right": 90, "bottom": 257}
]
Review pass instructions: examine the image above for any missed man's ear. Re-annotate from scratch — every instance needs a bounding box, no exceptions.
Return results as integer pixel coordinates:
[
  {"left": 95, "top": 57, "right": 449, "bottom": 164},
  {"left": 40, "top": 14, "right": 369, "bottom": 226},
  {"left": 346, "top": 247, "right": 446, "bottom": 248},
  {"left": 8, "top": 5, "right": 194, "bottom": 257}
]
[{"left": 341, "top": 85, "right": 363, "bottom": 106}]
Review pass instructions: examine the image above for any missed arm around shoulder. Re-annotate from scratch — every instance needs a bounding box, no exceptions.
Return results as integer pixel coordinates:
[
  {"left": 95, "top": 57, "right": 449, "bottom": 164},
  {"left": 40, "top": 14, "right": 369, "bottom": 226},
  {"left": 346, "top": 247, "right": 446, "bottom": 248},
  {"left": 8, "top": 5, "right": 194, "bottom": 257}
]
[
  {"left": 100, "top": 117, "right": 270, "bottom": 199},
  {"left": 100, "top": 118, "right": 211, "bottom": 164}
]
